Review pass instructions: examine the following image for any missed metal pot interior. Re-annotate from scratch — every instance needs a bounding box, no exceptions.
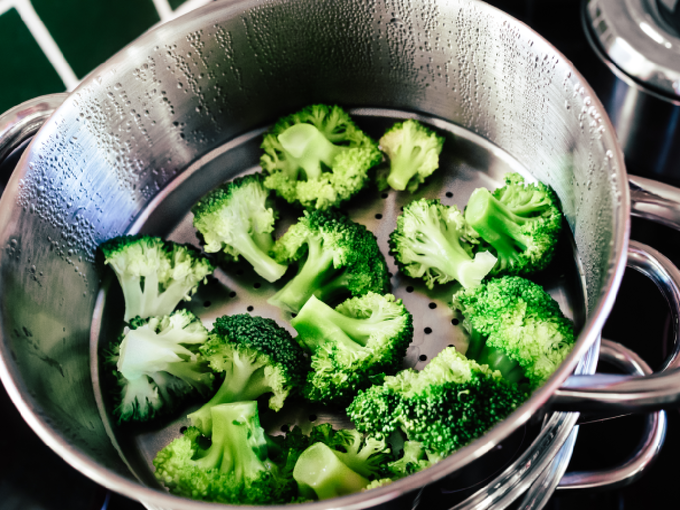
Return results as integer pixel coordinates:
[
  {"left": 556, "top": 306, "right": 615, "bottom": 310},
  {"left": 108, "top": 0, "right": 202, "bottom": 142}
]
[{"left": 0, "top": 0, "right": 628, "bottom": 508}]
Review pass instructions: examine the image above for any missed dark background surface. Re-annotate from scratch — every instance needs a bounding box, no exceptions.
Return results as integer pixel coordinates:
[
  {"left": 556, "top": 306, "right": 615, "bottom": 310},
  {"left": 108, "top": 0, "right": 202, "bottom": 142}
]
[{"left": 2, "top": 0, "right": 679, "bottom": 509}]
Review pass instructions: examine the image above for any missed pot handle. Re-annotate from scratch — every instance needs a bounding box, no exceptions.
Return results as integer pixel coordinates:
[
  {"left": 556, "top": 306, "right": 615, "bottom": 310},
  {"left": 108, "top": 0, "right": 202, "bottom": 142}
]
[
  {"left": 0, "top": 93, "right": 68, "bottom": 166},
  {"left": 517, "top": 339, "right": 666, "bottom": 505},
  {"left": 628, "top": 174, "right": 680, "bottom": 231},
  {"left": 553, "top": 339, "right": 667, "bottom": 492},
  {"left": 551, "top": 239, "right": 680, "bottom": 412}
]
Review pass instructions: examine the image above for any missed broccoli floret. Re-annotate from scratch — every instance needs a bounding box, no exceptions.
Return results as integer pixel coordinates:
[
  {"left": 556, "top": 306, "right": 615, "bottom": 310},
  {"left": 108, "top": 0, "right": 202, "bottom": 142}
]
[
  {"left": 153, "top": 401, "right": 292, "bottom": 504},
  {"left": 269, "top": 423, "right": 392, "bottom": 501},
  {"left": 187, "top": 314, "right": 308, "bottom": 435},
  {"left": 291, "top": 292, "right": 413, "bottom": 405},
  {"left": 291, "top": 428, "right": 391, "bottom": 501},
  {"left": 464, "top": 173, "right": 563, "bottom": 276},
  {"left": 261, "top": 104, "right": 382, "bottom": 210},
  {"left": 109, "top": 309, "right": 213, "bottom": 423},
  {"left": 191, "top": 173, "right": 288, "bottom": 283},
  {"left": 378, "top": 119, "right": 445, "bottom": 192},
  {"left": 452, "top": 275, "right": 575, "bottom": 388},
  {"left": 268, "top": 208, "right": 390, "bottom": 314},
  {"left": 387, "top": 441, "right": 437, "bottom": 478},
  {"left": 100, "top": 235, "right": 215, "bottom": 322},
  {"left": 363, "top": 478, "right": 394, "bottom": 490},
  {"left": 348, "top": 347, "right": 527, "bottom": 457},
  {"left": 389, "top": 198, "right": 497, "bottom": 289},
  {"left": 328, "top": 429, "right": 392, "bottom": 479}
]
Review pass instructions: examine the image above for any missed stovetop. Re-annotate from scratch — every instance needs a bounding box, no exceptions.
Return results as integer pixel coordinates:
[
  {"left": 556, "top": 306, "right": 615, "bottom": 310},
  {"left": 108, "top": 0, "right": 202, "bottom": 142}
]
[{"left": 2, "top": 1, "right": 679, "bottom": 509}]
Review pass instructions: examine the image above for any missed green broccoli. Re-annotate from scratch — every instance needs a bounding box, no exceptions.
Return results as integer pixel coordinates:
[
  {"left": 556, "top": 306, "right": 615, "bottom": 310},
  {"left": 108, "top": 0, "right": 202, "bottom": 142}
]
[
  {"left": 191, "top": 173, "right": 288, "bottom": 283},
  {"left": 260, "top": 104, "right": 382, "bottom": 210},
  {"left": 109, "top": 309, "right": 213, "bottom": 423},
  {"left": 268, "top": 208, "right": 390, "bottom": 314},
  {"left": 291, "top": 427, "right": 392, "bottom": 500},
  {"left": 100, "top": 235, "right": 215, "bottom": 322},
  {"left": 378, "top": 119, "right": 445, "bottom": 192},
  {"left": 291, "top": 292, "right": 413, "bottom": 405},
  {"left": 464, "top": 173, "right": 563, "bottom": 276},
  {"left": 293, "top": 442, "right": 371, "bottom": 500},
  {"left": 452, "top": 275, "right": 575, "bottom": 388},
  {"left": 187, "top": 314, "right": 308, "bottom": 435},
  {"left": 389, "top": 198, "right": 497, "bottom": 289},
  {"left": 347, "top": 347, "right": 527, "bottom": 457},
  {"left": 387, "top": 441, "right": 438, "bottom": 478},
  {"left": 153, "top": 401, "right": 292, "bottom": 504},
  {"left": 328, "top": 428, "right": 392, "bottom": 479}
]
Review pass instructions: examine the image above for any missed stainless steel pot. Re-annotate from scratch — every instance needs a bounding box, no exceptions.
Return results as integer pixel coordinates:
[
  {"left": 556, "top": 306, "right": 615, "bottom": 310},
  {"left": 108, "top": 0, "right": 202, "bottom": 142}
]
[
  {"left": 1, "top": 1, "right": 680, "bottom": 509},
  {"left": 582, "top": 0, "right": 680, "bottom": 184}
]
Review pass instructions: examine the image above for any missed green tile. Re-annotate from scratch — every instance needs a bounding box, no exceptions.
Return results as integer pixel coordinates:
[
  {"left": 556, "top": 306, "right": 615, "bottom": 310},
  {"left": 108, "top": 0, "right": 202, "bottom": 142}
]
[
  {"left": 0, "top": 8, "right": 65, "bottom": 114},
  {"left": 169, "top": 0, "right": 189, "bottom": 10},
  {"left": 31, "top": 0, "right": 161, "bottom": 79}
]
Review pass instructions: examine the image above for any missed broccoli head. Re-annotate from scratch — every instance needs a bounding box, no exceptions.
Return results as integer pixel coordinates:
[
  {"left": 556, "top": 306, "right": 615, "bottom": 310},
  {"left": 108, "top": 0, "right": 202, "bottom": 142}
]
[
  {"left": 387, "top": 441, "right": 438, "bottom": 478},
  {"left": 187, "top": 314, "right": 308, "bottom": 435},
  {"left": 260, "top": 104, "right": 382, "bottom": 210},
  {"left": 109, "top": 309, "right": 213, "bottom": 423},
  {"left": 191, "top": 172, "right": 288, "bottom": 283},
  {"left": 100, "top": 235, "right": 215, "bottom": 322},
  {"left": 290, "top": 426, "right": 392, "bottom": 500},
  {"left": 347, "top": 347, "right": 527, "bottom": 457},
  {"left": 390, "top": 198, "right": 497, "bottom": 289},
  {"left": 464, "top": 173, "right": 563, "bottom": 276},
  {"left": 452, "top": 275, "right": 575, "bottom": 388},
  {"left": 291, "top": 292, "right": 413, "bottom": 405},
  {"left": 268, "top": 208, "right": 390, "bottom": 314},
  {"left": 378, "top": 119, "right": 445, "bottom": 192},
  {"left": 153, "top": 401, "right": 292, "bottom": 504}
]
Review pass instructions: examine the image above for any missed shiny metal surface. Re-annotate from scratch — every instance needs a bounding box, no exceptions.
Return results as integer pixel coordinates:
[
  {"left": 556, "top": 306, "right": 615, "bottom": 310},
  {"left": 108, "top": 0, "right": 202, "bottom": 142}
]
[
  {"left": 584, "top": 0, "right": 680, "bottom": 96},
  {"left": 0, "top": 94, "right": 67, "bottom": 165},
  {"left": 630, "top": 174, "right": 680, "bottom": 229},
  {"left": 0, "top": 0, "right": 631, "bottom": 509},
  {"left": 520, "top": 338, "right": 666, "bottom": 502},
  {"left": 556, "top": 339, "right": 667, "bottom": 490},
  {"left": 582, "top": 1, "right": 680, "bottom": 183},
  {"left": 552, "top": 240, "right": 680, "bottom": 411}
]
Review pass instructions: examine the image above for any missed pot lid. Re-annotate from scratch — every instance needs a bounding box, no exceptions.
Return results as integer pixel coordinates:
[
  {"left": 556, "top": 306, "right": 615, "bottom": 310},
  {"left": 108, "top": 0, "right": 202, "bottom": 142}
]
[{"left": 584, "top": 0, "right": 680, "bottom": 97}]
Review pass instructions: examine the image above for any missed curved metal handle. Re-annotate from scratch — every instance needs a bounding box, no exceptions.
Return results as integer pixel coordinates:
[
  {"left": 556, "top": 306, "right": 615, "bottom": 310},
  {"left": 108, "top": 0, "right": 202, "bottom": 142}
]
[
  {"left": 550, "top": 240, "right": 680, "bottom": 413},
  {"left": 0, "top": 93, "right": 67, "bottom": 166},
  {"left": 555, "top": 339, "right": 667, "bottom": 491},
  {"left": 517, "top": 339, "right": 666, "bottom": 504},
  {"left": 629, "top": 175, "right": 680, "bottom": 231}
]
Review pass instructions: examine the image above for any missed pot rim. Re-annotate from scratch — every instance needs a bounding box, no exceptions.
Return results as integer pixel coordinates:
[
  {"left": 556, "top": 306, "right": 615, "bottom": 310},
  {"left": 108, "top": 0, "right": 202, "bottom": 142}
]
[
  {"left": 0, "top": 0, "right": 631, "bottom": 508},
  {"left": 582, "top": 1, "right": 680, "bottom": 106}
]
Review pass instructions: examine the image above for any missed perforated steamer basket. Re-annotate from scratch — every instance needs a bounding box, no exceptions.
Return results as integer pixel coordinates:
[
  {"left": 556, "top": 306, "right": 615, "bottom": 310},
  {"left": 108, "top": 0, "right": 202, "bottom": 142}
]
[{"left": 1, "top": 0, "right": 680, "bottom": 509}]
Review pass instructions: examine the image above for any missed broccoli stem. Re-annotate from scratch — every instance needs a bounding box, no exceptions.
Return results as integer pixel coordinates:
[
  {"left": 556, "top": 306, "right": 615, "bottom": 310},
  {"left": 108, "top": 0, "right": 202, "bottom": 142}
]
[
  {"left": 477, "top": 345, "right": 526, "bottom": 384},
  {"left": 120, "top": 271, "right": 160, "bottom": 322},
  {"left": 193, "top": 402, "right": 268, "bottom": 477},
  {"left": 465, "top": 187, "right": 529, "bottom": 265},
  {"left": 291, "top": 295, "right": 373, "bottom": 351},
  {"left": 465, "top": 328, "right": 525, "bottom": 384},
  {"left": 385, "top": 143, "right": 426, "bottom": 191},
  {"left": 232, "top": 229, "right": 288, "bottom": 283},
  {"left": 293, "top": 442, "right": 369, "bottom": 500},
  {"left": 187, "top": 353, "right": 271, "bottom": 436},
  {"left": 268, "top": 237, "right": 337, "bottom": 313},
  {"left": 163, "top": 362, "right": 213, "bottom": 391},
  {"left": 278, "top": 123, "right": 344, "bottom": 180}
]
